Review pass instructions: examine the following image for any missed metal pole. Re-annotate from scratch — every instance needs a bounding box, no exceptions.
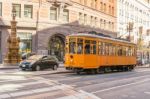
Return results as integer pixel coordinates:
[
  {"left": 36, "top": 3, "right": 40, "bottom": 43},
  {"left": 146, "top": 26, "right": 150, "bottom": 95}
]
[
  {"left": 35, "top": 0, "right": 41, "bottom": 53},
  {"left": 129, "top": 29, "right": 131, "bottom": 42}
]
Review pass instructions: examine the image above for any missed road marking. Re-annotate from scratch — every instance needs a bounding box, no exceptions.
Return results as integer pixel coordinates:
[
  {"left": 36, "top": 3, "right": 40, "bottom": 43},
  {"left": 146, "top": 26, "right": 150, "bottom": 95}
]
[
  {"left": 0, "top": 77, "right": 58, "bottom": 93},
  {"left": 78, "top": 75, "right": 150, "bottom": 89},
  {"left": 79, "top": 90, "right": 101, "bottom": 99},
  {"left": 136, "top": 69, "right": 150, "bottom": 72},
  {"left": 57, "top": 76, "right": 82, "bottom": 81},
  {"left": 144, "top": 92, "right": 150, "bottom": 95},
  {"left": 57, "top": 90, "right": 101, "bottom": 99},
  {"left": 92, "top": 79, "right": 150, "bottom": 94},
  {"left": 0, "top": 84, "right": 73, "bottom": 98},
  {"left": 0, "top": 76, "right": 29, "bottom": 83}
]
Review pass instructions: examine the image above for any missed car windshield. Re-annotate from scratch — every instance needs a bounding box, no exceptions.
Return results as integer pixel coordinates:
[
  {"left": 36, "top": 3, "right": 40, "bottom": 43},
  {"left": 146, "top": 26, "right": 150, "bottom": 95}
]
[
  {"left": 28, "top": 55, "right": 43, "bottom": 60},
  {"left": 48, "top": 56, "right": 59, "bottom": 62}
]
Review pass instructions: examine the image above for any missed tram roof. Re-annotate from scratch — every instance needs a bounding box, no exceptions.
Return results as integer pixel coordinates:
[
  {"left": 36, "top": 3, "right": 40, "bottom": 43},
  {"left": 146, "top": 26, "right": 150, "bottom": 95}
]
[{"left": 68, "top": 33, "right": 136, "bottom": 45}]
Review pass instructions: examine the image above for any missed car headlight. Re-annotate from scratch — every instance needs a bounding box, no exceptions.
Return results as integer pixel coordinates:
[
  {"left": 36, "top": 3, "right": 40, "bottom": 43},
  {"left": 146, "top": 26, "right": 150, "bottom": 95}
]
[
  {"left": 22, "top": 64, "right": 26, "bottom": 67},
  {"left": 29, "top": 62, "right": 34, "bottom": 67}
]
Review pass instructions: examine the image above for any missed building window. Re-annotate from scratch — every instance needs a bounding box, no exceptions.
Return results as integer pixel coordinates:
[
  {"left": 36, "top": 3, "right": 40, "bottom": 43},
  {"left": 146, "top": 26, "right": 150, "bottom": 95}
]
[
  {"left": 0, "top": 3, "right": 2, "bottom": 16},
  {"left": 84, "top": 14, "right": 87, "bottom": 25},
  {"left": 112, "top": 22, "right": 114, "bottom": 31},
  {"left": 84, "top": 0, "right": 87, "bottom": 5},
  {"left": 12, "top": 4, "right": 21, "bottom": 18},
  {"left": 100, "top": 19, "right": 103, "bottom": 28},
  {"left": 109, "top": 21, "right": 111, "bottom": 30},
  {"left": 24, "top": 5, "right": 33, "bottom": 18},
  {"left": 90, "top": 16, "right": 93, "bottom": 26},
  {"left": 100, "top": 2, "right": 103, "bottom": 11},
  {"left": 91, "top": 0, "right": 93, "bottom": 7},
  {"left": 104, "top": 20, "right": 106, "bottom": 29},
  {"left": 79, "top": 13, "right": 84, "bottom": 24},
  {"left": 50, "top": 7, "right": 57, "bottom": 20},
  {"left": 112, "top": 7, "right": 114, "bottom": 15},
  {"left": 63, "top": 9, "right": 69, "bottom": 22},
  {"left": 104, "top": 3, "right": 106, "bottom": 12},
  {"left": 95, "top": 0, "right": 97, "bottom": 9},
  {"left": 17, "top": 33, "right": 32, "bottom": 54},
  {"left": 109, "top": 5, "right": 111, "bottom": 14},
  {"left": 79, "top": 0, "right": 83, "bottom": 4},
  {"left": 94, "top": 17, "right": 97, "bottom": 27}
]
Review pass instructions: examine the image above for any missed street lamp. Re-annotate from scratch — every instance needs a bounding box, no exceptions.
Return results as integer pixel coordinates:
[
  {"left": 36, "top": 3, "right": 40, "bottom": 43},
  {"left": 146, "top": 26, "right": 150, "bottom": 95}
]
[
  {"left": 127, "top": 22, "right": 134, "bottom": 42},
  {"left": 12, "top": 6, "right": 16, "bottom": 20}
]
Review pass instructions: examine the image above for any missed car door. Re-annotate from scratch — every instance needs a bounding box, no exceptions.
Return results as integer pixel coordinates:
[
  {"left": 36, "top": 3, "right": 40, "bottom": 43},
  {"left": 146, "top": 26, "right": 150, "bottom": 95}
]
[
  {"left": 47, "top": 57, "right": 56, "bottom": 68},
  {"left": 40, "top": 56, "right": 49, "bottom": 69},
  {"left": 44, "top": 58, "right": 51, "bottom": 69}
]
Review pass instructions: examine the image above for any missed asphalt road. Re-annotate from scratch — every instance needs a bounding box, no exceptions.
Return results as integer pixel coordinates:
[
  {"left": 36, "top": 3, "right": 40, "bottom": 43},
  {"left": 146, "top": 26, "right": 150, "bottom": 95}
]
[
  {"left": 0, "top": 67, "right": 150, "bottom": 99},
  {"left": 41, "top": 68, "right": 150, "bottom": 99}
]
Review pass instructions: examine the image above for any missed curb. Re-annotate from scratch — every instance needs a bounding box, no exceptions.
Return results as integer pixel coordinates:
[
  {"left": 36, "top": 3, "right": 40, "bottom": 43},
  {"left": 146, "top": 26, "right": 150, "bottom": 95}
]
[
  {"left": 0, "top": 66, "right": 19, "bottom": 70},
  {"left": 1, "top": 70, "right": 73, "bottom": 76},
  {"left": 32, "top": 71, "right": 73, "bottom": 76}
]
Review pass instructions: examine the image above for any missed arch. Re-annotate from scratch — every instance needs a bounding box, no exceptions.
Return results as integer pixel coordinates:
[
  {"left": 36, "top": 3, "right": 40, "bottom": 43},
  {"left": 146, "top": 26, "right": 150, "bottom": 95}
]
[{"left": 48, "top": 33, "right": 65, "bottom": 61}]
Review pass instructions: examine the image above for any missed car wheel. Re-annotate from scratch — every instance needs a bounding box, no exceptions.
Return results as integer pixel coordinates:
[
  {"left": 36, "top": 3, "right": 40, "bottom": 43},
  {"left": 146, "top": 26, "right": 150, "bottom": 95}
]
[
  {"left": 21, "top": 68, "right": 26, "bottom": 71},
  {"left": 53, "top": 65, "right": 58, "bottom": 70},
  {"left": 35, "top": 65, "right": 41, "bottom": 71}
]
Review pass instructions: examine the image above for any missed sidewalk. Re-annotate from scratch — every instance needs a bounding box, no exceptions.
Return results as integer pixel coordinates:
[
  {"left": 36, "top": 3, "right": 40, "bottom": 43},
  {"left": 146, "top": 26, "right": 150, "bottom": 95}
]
[
  {"left": 136, "top": 64, "right": 150, "bottom": 68},
  {"left": 0, "top": 64, "right": 19, "bottom": 69}
]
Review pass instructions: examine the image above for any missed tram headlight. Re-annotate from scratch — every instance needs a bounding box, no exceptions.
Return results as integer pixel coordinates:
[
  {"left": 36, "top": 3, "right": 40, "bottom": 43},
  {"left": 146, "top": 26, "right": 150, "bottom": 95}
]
[{"left": 70, "top": 55, "right": 73, "bottom": 59}]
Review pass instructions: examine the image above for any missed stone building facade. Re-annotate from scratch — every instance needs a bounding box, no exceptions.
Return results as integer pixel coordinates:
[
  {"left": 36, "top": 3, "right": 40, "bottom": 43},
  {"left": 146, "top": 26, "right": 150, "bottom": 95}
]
[{"left": 0, "top": 0, "right": 117, "bottom": 62}]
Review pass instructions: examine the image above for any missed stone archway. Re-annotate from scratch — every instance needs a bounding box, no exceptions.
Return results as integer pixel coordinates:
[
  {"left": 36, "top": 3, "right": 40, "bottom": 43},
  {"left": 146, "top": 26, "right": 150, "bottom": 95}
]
[{"left": 48, "top": 34, "right": 65, "bottom": 61}]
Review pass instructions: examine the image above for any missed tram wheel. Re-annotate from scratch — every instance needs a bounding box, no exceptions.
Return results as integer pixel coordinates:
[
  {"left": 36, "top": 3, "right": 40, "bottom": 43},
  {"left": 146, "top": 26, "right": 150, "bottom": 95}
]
[
  {"left": 99, "top": 67, "right": 105, "bottom": 74},
  {"left": 96, "top": 68, "right": 100, "bottom": 74},
  {"left": 91, "top": 69, "right": 96, "bottom": 74},
  {"left": 76, "top": 71, "right": 81, "bottom": 74}
]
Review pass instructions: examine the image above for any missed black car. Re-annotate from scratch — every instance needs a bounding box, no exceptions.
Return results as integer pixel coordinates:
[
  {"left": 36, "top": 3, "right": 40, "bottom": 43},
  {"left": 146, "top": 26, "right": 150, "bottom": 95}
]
[{"left": 19, "top": 55, "right": 59, "bottom": 71}]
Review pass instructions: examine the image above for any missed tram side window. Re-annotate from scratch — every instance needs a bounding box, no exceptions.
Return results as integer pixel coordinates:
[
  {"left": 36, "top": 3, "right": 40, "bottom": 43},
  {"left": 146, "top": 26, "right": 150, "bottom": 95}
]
[
  {"left": 92, "top": 41, "right": 97, "bottom": 54},
  {"left": 112, "top": 45, "right": 116, "bottom": 56},
  {"left": 122, "top": 47, "right": 126, "bottom": 56},
  {"left": 131, "top": 47, "right": 134, "bottom": 56},
  {"left": 77, "top": 43, "right": 83, "bottom": 54},
  {"left": 85, "top": 44, "right": 90, "bottom": 54},
  {"left": 93, "top": 44, "right": 96, "bottom": 54},
  {"left": 118, "top": 46, "right": 123, "bottom": 56},
  {"left": 98, "top": 42, "right": 102, "bottom": 55},
  {"left": 77, "top": 38, "right": 83, "bottom": 54},
  {"left": 127, "top": 47, "right": 131, "bottom": 56},
  {"left": 126, "top": 47, "right": 129, "bottom": 56},
  {"left": 69, "top": 42, "right": 76, "bottom": 54},
  {"left": 105, "top": 43, "right": 109, "bottom": 55},
  {"left": 102, "top": 43, "right": 105, "bottom": 55},
  {"left": 109, "top": 44, "right": 113, "bottom": 55},
  {"left": 132, "top": 48, "right": 135, "bottom": 56}
]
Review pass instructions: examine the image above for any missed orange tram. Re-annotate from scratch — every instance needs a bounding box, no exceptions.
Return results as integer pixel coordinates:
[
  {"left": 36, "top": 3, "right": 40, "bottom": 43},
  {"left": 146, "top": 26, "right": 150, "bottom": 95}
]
[{"left": 64, "top": 33, "right": 137, "bottom": 74}]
